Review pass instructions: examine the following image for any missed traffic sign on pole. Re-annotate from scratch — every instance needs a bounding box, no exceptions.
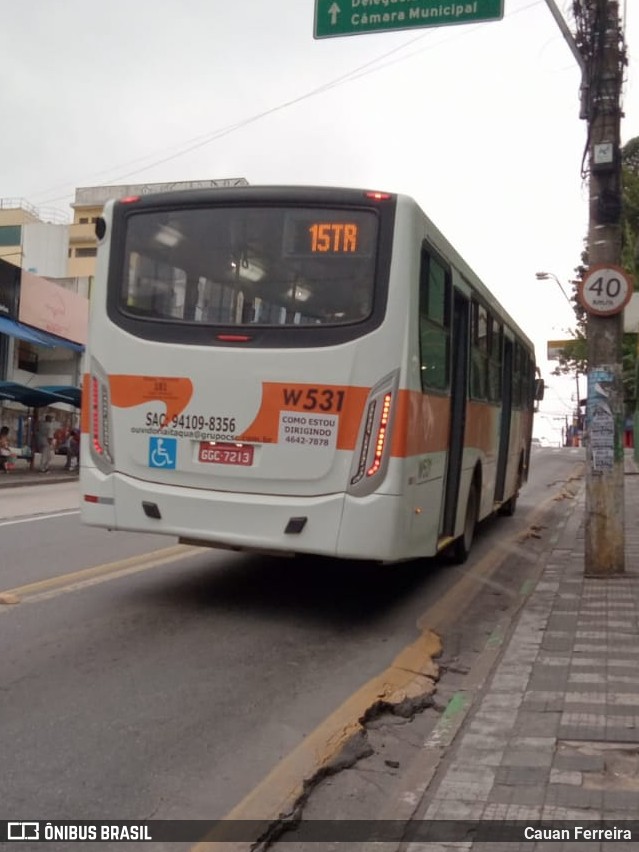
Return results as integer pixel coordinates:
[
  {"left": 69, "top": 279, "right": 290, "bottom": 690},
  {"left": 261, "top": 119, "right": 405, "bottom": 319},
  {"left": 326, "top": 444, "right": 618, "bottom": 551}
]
[
  {"left": 578, "top": 265, "right": 633, "bottom": 316},
  {"left": 314, "top": 0, "right": 504, "bottom": 39}
]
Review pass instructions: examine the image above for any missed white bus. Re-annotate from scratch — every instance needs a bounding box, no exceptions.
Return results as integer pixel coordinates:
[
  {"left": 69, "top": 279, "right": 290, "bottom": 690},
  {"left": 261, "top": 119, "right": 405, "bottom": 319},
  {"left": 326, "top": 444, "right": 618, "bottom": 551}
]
[{"left": 81, "top": 186, "right": 539, "bottom": 563}]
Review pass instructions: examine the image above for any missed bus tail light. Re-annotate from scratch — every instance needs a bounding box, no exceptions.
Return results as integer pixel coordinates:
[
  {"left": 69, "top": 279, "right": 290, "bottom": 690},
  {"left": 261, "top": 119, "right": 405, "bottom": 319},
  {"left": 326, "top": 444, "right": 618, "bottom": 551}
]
[
  {"left": 364, "top": 191, "right": 392, "bottom": 201},
  {"left": 366, "top": 392, "right": 392, "bottom": 477},
  {"left": 348, "top": 372, "right": 398, "bottom": 496},
  {"left": 89, "top": 368, "right": 114, "bottom": 472}
]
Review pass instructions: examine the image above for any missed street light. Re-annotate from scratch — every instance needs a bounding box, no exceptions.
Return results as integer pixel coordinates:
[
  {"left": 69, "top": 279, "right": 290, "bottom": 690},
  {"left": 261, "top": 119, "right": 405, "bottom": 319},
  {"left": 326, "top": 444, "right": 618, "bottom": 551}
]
[
  {"left": 535, "top": 271, "right": 579, "bottom": 316},
  {"left": 535, "top": 271, "right": 583, "bottom": 445}
]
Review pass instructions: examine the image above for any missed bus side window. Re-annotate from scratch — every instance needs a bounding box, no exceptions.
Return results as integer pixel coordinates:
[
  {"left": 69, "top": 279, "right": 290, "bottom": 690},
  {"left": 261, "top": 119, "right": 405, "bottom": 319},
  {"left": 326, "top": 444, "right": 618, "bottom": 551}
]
[
  {"left": 419, "top": 249, "right": 451, "bottom": 392},
  {"left": 512, "top": 343, "right": 523, "bottom": 408},
  {"left": 488, "top": 318, "right": 503, "bottom": 402},
  {"left": 470, "top": 301, "right": 488, "bottom": 400}
]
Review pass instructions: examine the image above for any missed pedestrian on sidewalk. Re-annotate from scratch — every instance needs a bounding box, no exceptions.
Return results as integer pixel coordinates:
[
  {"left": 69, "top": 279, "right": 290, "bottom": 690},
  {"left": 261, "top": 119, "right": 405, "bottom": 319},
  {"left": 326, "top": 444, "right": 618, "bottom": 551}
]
[
  {"left": 0, "top": 425, "right": 16, "bottom": 473},
  {"left": 37, "top": 414, "right": 55, "bottom": 473},
  {"left": 65, "top": 428, "right": 80, "bottom": 472}
]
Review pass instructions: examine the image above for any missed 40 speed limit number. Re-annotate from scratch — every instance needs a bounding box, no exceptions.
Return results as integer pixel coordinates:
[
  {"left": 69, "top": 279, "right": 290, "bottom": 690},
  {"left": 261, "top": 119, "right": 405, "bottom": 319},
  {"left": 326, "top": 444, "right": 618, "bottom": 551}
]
[{"left": 578, "top": 265, "right": 633, "bottom": 316}]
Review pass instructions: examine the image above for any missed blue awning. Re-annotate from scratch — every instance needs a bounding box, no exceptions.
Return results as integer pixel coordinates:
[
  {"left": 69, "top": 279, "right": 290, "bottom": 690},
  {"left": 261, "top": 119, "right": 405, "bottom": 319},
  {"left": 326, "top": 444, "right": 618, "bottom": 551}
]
[
  {"left": 32, "top": 329, "right": 85, "bottom": 352},
  {"left": 37, "top": 385, "right": 82, "bottom": 407},
  {"left": 0, "top": 315, "right": 54, "bottom": 347},
  {"left": 0, "top": 381, "right": 82, "bottom": 408},
  {"left": 0, "top": 315, "right": 84, "bottom": 352}
]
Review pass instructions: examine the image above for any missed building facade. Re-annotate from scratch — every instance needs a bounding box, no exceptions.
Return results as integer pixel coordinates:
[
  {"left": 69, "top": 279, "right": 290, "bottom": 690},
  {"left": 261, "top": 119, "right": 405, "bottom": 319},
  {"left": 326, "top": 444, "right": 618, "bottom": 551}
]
[
  {"left": 1, "top": 179, "right": 248, "bottom": 447},
  {"left": 0, "top": 198, "right": 43, "bottom": 269},
  {"left": 68, "top": 177, "right": 248, "bottom": 277},
  {"left": 0, "top": 199, "right": 87, "bottom": 447}
]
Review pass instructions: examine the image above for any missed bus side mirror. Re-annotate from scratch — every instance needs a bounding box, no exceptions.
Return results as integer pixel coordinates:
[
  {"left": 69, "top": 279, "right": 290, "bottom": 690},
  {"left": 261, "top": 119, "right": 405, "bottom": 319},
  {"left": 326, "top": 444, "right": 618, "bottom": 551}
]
[{"left": 534, "top": 378, "right": 545, "bottom": 401}]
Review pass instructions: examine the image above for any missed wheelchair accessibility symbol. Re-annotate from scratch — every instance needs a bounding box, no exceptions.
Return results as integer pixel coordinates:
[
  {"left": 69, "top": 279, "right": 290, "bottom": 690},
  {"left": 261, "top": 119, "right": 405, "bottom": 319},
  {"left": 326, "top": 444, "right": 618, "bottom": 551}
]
[{"left": 149, "top": 436, "right": 177, "bottom": 469}]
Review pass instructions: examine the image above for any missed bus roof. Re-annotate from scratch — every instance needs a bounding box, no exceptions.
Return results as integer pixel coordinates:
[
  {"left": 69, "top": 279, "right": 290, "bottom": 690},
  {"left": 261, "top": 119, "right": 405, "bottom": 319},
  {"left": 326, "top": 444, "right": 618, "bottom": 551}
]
[{"left": 107, "top": 184, "right": 535, "bottom": 357}]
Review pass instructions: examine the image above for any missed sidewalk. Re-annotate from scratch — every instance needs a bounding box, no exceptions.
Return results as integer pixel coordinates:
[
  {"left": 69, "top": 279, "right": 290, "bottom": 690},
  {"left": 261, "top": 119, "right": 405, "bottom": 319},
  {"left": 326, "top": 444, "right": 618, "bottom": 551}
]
[
  {"left": 406, "top": 451, "right": 639, "bottom": 848},
  {"left": 0, "top": 452, "right": 77, "bottom": 488}
]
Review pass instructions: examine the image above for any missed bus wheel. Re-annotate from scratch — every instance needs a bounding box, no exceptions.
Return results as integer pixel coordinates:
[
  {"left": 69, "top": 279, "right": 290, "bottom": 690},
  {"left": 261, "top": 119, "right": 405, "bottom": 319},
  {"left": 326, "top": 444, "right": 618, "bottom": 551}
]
[
  {"left": 452, "top": 481, "right": 478, "bottom": 564},
  {"left": 499, "top": 463, "right": 523, "bottom": 517}
]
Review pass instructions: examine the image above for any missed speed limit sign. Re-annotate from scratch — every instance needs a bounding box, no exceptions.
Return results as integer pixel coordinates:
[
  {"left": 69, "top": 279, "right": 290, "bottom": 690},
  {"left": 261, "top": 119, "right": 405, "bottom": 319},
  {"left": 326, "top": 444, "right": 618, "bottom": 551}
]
[{"left": 578, "top": 265, "right": 633, "bottom": 316}]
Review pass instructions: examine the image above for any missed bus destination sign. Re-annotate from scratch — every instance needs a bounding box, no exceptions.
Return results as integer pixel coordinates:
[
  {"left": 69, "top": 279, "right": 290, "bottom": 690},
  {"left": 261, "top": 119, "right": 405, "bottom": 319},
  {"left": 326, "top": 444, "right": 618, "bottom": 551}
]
[{"left": 314, "top": 0, "right": 504, "bottom": 39}]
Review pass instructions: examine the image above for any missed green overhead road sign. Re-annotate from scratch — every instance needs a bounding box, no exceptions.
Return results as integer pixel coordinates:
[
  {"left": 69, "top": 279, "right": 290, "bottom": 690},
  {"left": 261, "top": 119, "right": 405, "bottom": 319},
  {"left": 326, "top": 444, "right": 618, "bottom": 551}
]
[{"left": 314, "top": 0, "right": 504, "bottom": 39}]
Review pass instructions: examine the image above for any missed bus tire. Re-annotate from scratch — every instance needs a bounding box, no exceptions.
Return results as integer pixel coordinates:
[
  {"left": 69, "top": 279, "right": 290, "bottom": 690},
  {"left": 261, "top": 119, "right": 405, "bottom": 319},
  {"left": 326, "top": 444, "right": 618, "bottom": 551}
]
[
  {"left": 452, "top": 480, "right": 478, "bottom": 564},
  {"left": 499, "top": 460, "right": 523, "bottom": 517}
]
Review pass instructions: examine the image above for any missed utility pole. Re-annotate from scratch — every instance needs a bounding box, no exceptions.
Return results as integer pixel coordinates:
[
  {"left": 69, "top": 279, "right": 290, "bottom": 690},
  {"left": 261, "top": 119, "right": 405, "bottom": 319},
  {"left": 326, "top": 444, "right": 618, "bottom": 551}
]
[{"left": 578, "top": 0, "right": 626, "bottom": 575}]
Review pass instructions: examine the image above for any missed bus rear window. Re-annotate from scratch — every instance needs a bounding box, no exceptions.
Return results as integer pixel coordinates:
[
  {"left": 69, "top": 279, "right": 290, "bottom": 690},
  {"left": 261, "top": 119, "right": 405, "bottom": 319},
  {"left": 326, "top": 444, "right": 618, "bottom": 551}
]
[{"left": 119, "top": 207, "right": 378, "bottom": 327}]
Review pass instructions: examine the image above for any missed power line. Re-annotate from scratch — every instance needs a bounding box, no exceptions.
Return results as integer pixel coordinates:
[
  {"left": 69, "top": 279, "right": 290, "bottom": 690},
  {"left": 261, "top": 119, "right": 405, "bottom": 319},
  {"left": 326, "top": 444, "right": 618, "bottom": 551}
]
[
  {"left": 33, "top": 31, "right": 437, "bottom": 205},
  {"left": 33, "top": 0, "right": 544, "bottom": 206}
]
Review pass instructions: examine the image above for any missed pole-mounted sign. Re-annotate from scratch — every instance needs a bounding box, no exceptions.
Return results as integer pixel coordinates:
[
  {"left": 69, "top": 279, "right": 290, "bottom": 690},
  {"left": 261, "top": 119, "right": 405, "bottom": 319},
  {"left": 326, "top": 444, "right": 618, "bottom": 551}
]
[
  {"left": 314, "top": 0, "right": 504, "bottom": 39},
  {"left": 578, "top": 265, "right": 633, "bottom": 317}
]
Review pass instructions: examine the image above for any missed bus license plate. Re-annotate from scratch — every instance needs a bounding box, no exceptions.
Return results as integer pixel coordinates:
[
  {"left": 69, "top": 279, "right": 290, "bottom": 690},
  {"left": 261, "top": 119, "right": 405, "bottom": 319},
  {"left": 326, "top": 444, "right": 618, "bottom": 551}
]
[{"left": 198, "top": 443, "right": 254, "bottom": 466}]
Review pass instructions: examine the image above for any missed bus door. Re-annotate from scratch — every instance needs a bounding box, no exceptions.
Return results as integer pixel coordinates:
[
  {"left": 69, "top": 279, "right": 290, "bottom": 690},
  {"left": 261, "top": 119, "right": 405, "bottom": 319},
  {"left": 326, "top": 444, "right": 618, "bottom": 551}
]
[
  {"left": 442, "top": 289, "right": 469, "bottom": 537},
  {"left": 494, "top": 337, "right": 513, "bottom": 502}
]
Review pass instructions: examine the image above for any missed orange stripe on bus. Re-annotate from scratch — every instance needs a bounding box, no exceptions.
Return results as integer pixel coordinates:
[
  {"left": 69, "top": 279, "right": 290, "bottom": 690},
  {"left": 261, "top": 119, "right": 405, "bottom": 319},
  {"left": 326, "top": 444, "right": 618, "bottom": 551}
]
[
  {"left": 90, "top": 373, "right": 505, "bottom": 460},
  {"left": 81, "top": 374, "right": 194, "bottom": 433},
  {"left": 237, "top": 385, "right": 454, "bottom": 456},
  {"left": 466, "top": 401, "right": 500, "bottom": 456},
  {"left": 109, "top": 375, "right": 193, "bottom": 421},
  {"left": 236, "top": 383, "right": 370, "bottom": 449},
  {"left": 109, "top": 375, "right": 193, "bottom": 423},
  {"left": 82, "top": 373, "right": 194, "bottom": 432},
  {"left": 390, "top": 394, "right": 503, "bottom": 458},
  {"left": 391, "top": 391, "right": 450, "bottom": 457}
]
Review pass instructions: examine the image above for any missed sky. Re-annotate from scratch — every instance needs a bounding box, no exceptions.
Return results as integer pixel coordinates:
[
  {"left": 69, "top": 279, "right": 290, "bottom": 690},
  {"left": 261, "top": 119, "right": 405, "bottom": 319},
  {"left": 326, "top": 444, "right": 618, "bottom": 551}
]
[{"left": 2, "top": 0, "right": 637, "bottom": 422}]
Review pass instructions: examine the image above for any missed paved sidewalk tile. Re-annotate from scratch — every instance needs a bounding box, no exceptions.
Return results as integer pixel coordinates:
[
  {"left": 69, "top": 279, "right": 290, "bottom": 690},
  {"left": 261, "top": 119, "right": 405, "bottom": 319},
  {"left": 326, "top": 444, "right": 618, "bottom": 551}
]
[
  {"left": 0, "top": 453, "right": 75, "bottom": 488},
  {"left": 407, "top": 460, "right": 639, "bottom": 850}
]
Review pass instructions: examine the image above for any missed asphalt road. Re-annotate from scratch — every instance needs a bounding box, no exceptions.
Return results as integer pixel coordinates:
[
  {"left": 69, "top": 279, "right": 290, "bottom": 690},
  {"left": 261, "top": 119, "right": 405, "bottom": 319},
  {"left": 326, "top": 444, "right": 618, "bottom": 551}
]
[{"left": 0, "top": 448, "right": 583, "bottom": 849}]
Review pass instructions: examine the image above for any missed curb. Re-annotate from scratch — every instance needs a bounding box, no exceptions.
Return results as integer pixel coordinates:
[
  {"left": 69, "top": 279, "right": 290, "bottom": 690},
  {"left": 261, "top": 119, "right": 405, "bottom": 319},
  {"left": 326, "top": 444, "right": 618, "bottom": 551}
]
[{"left": 0, "top": 472, "right": 78, "bottom": 489}]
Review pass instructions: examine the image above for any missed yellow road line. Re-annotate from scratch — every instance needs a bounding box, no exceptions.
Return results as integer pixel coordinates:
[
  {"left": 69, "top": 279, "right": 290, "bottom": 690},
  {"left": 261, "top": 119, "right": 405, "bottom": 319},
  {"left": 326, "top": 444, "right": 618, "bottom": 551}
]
[
  {"left": 0, "top": 544, "right": 203, "bottom": 608},
  {"left": 192, "top": 469, "right": 585, "bottom": 851},
  {"left": 192, "top": 551, "right": 509, "bottom": 851},
  {"left": 192, "top": 630, "right": 441, "bottom": 850}
]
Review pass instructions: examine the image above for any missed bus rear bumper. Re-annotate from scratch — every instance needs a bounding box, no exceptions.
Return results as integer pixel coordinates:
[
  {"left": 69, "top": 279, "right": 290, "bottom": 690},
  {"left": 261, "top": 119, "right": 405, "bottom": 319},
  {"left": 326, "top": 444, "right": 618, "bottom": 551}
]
[{"left": 80, "top": 468, "right": 404, "bottom": 561}]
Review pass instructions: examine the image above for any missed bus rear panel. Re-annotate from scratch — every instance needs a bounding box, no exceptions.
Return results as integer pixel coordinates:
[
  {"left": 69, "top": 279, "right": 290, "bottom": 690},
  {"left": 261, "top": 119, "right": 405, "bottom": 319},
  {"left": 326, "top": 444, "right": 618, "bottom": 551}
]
[{"left": 81, "top": 187, "right": 536, "bottom": 562}]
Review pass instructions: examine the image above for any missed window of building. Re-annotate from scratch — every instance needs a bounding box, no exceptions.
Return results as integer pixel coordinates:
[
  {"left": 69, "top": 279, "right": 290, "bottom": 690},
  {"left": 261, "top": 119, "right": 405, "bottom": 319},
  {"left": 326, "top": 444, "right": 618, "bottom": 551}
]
[
  {"left": 79, "top": 217, "right": 89, "bottom": 224},
  {"left": 75, "top": 247, "right": 97, "bottom": 258},
  {"left": 0, "top": 225, "right": 21, "bottom": 247},
  {"left": 17, "top": 342, "right": 38, "bottom": 373}
]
